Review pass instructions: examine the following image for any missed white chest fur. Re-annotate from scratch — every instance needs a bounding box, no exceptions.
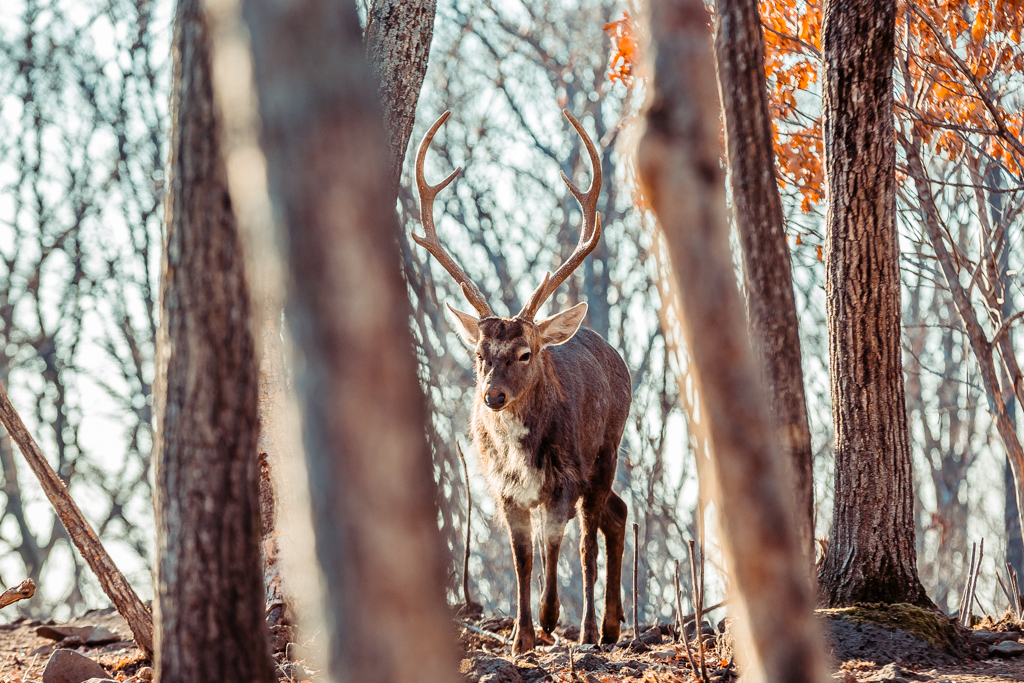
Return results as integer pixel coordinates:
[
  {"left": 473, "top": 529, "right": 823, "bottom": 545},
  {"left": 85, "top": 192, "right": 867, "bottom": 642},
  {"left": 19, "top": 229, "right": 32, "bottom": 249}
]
[{"left": 485, "top": 412, "right": 545, "bottom": 509}]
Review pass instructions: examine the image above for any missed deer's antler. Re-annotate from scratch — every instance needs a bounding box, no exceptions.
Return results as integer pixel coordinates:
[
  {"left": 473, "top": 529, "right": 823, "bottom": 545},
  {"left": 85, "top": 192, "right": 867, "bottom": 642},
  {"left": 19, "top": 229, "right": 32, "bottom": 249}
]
[
  {"left": 517, "top": 110, "right": 603, "bottom": 321},
  {"left": 413, "top": 111, "right": 494, "bottom": 318}
]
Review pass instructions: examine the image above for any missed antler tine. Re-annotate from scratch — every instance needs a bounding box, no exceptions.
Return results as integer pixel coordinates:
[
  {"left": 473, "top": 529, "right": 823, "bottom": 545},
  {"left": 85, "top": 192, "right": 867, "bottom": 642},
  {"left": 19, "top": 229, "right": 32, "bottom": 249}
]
[
  {"left": 517, "top": 110, "right": 603, "bottom": 321},
  {"left": 413, "top": 111, "right": 494, "bottom": 318}
]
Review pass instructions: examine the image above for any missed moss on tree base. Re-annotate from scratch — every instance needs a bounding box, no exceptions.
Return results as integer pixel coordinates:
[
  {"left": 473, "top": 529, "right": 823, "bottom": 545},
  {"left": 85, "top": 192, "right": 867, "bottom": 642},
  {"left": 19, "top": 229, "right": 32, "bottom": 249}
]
[{"left": 818, "top": 603, "right": 969, "bottom": 665}]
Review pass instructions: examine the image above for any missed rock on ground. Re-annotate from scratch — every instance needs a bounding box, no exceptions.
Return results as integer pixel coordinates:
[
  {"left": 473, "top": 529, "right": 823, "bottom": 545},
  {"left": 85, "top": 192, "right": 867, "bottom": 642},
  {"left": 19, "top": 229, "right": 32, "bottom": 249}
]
[
  {"left": 42, "top": 649, "right": 110, "bottom": 683},
  {"left": 989, "top": 640, "right": 1024, "bottom": 658}
]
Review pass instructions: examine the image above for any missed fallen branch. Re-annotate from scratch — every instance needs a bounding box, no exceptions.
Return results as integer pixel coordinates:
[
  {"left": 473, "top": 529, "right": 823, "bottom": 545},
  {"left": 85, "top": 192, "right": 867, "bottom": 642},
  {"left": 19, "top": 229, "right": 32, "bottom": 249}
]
[
  {"left": 456, "top": 620, "right": 508, "bottom": 645},
  {"left": 0, "top": 579, "right": 35, "bottom": 609},
  {"left": 0, "top": 380, "right": 153, "bottom": 656},
  {"left": 681, "top": 599, "right": 729, "bottom": 625}
]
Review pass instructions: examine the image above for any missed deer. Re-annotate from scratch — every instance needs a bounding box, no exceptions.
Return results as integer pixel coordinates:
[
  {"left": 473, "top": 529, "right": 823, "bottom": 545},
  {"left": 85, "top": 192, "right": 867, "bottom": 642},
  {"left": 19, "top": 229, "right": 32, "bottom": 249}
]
[{"left": 412, "top": 109, "right": 631, "bottom": 654}]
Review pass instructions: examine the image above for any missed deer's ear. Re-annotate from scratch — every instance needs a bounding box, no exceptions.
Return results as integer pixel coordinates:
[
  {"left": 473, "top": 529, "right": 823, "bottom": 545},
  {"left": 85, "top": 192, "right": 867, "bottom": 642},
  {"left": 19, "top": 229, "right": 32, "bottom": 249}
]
[
  {"left": 446, "top": 302, "right": 481, "bottom": 346},
  {"left": 538, "top": 302, "right": 587, "bottom": 347}
]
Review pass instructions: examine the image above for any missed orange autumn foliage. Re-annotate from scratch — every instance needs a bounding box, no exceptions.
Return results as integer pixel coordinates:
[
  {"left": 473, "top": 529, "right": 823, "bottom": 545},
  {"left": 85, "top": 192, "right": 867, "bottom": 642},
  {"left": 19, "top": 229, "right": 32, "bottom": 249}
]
[
  {"left": 604, "top": 1, "right": 1024, "bottom": 213},
  {"left": 604, "top": 11, "right": 638, "bottom": 86},
  {"left": 759, "top": 0, "right": 1024, "bottom": 211}
]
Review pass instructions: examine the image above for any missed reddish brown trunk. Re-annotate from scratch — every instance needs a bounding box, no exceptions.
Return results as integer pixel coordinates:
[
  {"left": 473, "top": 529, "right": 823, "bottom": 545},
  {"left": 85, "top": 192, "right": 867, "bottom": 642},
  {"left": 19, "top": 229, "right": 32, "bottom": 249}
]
[
  {"left": 817, "top": 0, "right": 931, "bottom": 607},
  {"left": 638, "top": 0, "right": 827, "bottom": 681},
  {"left": 713, "top": 0, "right": 815, "bottom": 563},
  {"left": 239, "top": 0, "right": 460, "bottom": 681},
  {"left": 152, "top": 0, "right": 274, "bottom": 680}
]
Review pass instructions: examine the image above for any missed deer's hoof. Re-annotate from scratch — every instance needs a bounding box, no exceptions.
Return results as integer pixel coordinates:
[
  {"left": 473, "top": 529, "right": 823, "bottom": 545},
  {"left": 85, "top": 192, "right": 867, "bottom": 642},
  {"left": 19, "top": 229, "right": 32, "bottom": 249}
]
[
  {"left": 600, "top": 619, "right": 620, "bottom": 644},
  {"left": 512, "top": 625, "right": 535, "bottom": 654},
  {"left": 539, "top": 599, "right": 560, "bottom": 634},
  {"left": 580, "top": 622, "right": 600, "bottom": 645}
]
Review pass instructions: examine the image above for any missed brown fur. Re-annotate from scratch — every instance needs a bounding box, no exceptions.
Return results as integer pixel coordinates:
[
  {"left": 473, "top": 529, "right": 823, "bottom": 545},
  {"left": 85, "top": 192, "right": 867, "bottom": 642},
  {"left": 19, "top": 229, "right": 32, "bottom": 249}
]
[{"left": 467, "top": 317, "right": 631, "bottom": 653}]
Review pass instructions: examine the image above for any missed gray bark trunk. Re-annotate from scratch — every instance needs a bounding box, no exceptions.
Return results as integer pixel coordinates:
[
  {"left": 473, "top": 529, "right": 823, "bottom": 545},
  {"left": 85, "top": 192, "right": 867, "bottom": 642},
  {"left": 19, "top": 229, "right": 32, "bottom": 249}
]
[
  {"left": 365, "top": 0, "right": 438, "bottom": 186},
  {"left": 817, "top": 0, "right": 930, "bottom": 607},
  {"left": 638, "top": 1, "right": 827, "bottom": 681},
  {"left": 712, "top": 0, "right": 815, "bottom": 564},
  {"left": 240, "top": 1, "right": 460, "bottom": 681},
  {"left": 153, "top": 0, "right": 274, "bottom": 679}
]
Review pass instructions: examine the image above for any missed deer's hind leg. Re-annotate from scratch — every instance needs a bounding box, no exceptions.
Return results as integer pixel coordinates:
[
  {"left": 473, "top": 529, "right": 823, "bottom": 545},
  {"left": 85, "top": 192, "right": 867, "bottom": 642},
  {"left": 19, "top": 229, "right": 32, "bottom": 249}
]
[{"left": 599, "top": 490, "right": 627, "bottom": 644}]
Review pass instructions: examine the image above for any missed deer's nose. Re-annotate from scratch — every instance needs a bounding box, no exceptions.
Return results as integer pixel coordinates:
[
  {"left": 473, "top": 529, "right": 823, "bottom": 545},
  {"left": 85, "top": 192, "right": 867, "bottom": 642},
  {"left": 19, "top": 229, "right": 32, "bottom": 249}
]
[{"left": 484, "top": 389, "right": 506, "bottom": 410}]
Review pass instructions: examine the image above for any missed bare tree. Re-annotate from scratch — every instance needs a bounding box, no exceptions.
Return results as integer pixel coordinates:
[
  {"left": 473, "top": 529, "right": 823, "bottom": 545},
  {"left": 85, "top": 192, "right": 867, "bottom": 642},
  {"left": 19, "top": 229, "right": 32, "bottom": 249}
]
[
  {"left": 152, "top": 0, "right": 273, "bottom": 679},
  {"left": 0, "top": 0, "right": 165, "bottom": 617},
  {"left": 239, "top": 0, "right": 460, "bottom": 681},
  {"left": 638, "top": 0, "right": 827, "bottom": 681}
]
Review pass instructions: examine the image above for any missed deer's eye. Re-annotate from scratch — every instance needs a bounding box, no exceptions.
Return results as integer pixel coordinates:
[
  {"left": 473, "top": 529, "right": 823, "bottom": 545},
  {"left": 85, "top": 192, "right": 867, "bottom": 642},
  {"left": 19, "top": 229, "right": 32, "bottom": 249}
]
[{"left": 518, "top": 351, "right": 532, "bottom": 363}]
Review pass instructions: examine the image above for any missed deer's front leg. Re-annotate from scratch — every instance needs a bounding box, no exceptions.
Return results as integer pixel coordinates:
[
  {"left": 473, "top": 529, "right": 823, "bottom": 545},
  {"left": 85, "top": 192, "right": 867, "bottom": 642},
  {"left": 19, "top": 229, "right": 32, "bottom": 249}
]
[
  {"left": 539, "top": 499, "right": 570, "bottom": 634},
  {"left": 505, "top": 503, "right": 535, "bottom": 654}
]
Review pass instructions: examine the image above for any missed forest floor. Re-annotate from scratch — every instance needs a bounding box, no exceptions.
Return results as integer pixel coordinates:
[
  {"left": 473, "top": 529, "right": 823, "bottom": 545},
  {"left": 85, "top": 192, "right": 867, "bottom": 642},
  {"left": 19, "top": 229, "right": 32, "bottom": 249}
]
[
  {"left": 0, "top": 605, "right": 1021, "bottom": 682},
  {"left": 456, "top": 607, "right": 1024, "bottom": 683}
]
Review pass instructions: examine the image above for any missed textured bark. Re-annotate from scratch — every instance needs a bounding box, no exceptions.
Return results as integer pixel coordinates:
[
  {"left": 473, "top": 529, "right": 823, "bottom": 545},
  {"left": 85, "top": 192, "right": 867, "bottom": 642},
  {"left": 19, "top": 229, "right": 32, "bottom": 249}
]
[
  {"left": 365, "top": 0, "right": 437, "bottom": 186},
  {"left": 817, "top": 0, "right": 931, "bottom": 607},
  {"left": 637, "top": 1, "right": 827, "bottom": 681},
  {"left": 240, "top": 1, "right": 460, "bottom": 682},
  {"left": 152, "top": 1, "right": 274, "bottom": 680},
  {"left": 712, "top": 0, "right": 815, "bottom": 563}
]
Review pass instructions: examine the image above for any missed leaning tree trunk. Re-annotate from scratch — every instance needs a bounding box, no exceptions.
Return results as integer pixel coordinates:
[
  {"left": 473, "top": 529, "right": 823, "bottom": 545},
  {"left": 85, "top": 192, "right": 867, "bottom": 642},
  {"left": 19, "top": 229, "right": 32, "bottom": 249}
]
[
  {"left": 638, "top": 1, "right": 827, "bottom": 681},
  {"left": 712, "top": 0, "right": 815, "bottom": 563},
  {"left": 364, "top": 0, "right": 438, "bottom": 187},
  {"left": 817, "top": 0, "right": 931, "bottom": 607},
  {"left": 152, "top": 1, "right": 274, "bottom": 680},
  {"left": 239, "top": 1, "right": 460, "bottom": 682}
]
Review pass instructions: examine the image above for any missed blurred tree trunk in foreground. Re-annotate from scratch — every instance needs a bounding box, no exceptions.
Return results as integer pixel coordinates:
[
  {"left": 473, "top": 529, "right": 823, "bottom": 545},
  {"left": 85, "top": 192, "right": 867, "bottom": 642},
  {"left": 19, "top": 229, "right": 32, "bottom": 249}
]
[
  {"left": 240, "top": 0, "right": 459, "bottom": 682},
  {"left": 637, "top": 1, "right": 826, "bottom": 682},
  {"left": 712, "top": 0, "right": 815, "bottom": 563},
  {"left": 153, "top": 0, "right": 274, "bottom": 680},
  {"left": 365, "top": 0, "right": 438, "bottom": 186},
  {"left": 817, "top": 0, "right": 931, "bottom": 607}
]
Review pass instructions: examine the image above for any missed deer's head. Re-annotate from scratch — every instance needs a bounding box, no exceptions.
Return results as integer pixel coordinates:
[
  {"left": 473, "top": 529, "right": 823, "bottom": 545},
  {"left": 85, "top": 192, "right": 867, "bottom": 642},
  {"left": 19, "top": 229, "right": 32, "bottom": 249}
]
[{"left": 412, "top": 109, "right": 602, "bottom": 412}]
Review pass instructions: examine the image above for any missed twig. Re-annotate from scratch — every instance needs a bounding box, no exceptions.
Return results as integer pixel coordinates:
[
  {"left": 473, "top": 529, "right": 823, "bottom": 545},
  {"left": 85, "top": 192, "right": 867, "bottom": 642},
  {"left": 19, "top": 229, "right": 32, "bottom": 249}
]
[
  {"left": 1014, "top": 568, "right": 1024, "bottom": 620},
  {"left": 688, "top": 539, "right": 710, "bottom": 683},
  {"left": 962, "top": 539, "right": 983, "bottom": 626},
  {"left": 457, "top": 620, "right": 508, "bottom": 645},
  {"left": 0, "top": 380, "right": 153, "bottom": 656},
  {"left": 632, "top": 522, "right": 640, "bottom": 640},
  {"left": 959, "top": 542, "right": 977, "bottom": 621},
  {"left": 996, "top": 571, "right": 1013, "bottom": 610},
  {"left": 974, "top": 591, "right": 990, "bottom": 617},
  {"left": 1007, "top": 562, "right": 1022, "bottom": 621},
  {"left": 568, "top": 645, "right": 576, "bottom": 681},
  {"left": 456, "top": 441, "right": 473, "bottom": 607},
  {"left": 675, "top": 560, "right": 699, "bottom": 675},
  {"left": 0, "top": 579, "right": 35, "bottom": 609}
]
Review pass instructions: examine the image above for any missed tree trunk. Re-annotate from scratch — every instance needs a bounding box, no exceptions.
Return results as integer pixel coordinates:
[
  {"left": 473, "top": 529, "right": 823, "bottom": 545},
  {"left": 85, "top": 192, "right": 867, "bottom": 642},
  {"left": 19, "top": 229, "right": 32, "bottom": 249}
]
[
  {"left": 152, "top": 0, "right": 273, "bottom": 680},
  {"left": 365, "top": 0, "right": 438, "bottom": 187},
  {"left": 637, "top": 1, "right": 827, "bottom": 681},
  {"left": 712, "top": 0, "right": 815, "bottom": 564},
  {"left": 239, "top": 1, "right": 460, "bottom": 682},
  {"left": 817, "top": 0, "right": 930, "bottom": 607}
]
